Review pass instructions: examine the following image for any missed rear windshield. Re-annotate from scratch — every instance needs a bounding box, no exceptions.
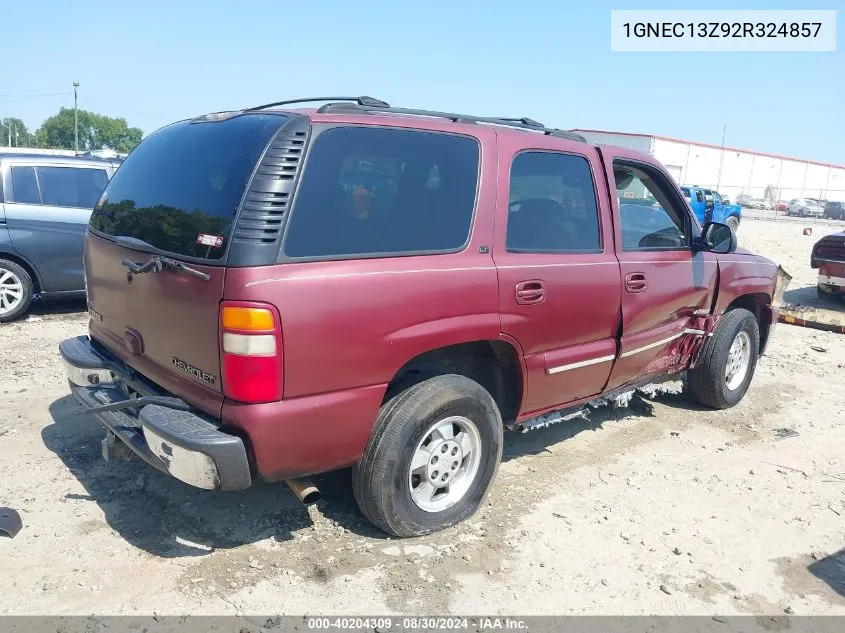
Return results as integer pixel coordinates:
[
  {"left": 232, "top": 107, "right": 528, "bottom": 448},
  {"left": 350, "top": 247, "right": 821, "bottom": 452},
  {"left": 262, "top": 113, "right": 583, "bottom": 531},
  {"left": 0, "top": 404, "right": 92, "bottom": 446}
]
[
  {"left": 89, "top": 113, "right": 284, "bottom": 260},
  {"left": 283, "top": 126, "right": 479, "bottom": 259}
]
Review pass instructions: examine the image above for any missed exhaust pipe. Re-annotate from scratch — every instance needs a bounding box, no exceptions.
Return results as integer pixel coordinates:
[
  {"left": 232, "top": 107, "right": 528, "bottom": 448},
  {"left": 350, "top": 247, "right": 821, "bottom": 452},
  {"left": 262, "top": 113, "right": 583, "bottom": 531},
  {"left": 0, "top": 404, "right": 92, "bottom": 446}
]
[{"left": 285, "top": 478, "right": 321, "bottom": 505}]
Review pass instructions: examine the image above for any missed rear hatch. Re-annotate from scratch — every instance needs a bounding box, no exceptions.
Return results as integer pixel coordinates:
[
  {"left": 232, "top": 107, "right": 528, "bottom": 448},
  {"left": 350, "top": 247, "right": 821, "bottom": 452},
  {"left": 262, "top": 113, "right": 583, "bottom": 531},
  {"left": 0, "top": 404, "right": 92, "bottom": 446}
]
[{"left": 84, "top": 112, "right": 287, "bottom": 417}]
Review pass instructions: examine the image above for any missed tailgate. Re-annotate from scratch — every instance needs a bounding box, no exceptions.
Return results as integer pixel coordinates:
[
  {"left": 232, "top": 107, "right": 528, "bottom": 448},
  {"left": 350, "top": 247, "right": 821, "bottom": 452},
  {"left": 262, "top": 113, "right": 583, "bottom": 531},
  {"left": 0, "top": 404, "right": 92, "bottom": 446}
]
[
  {"left": 80, "top": 112, "right": 290, "bottom": 417},
  {"left": 86, "top": 233, "right": 226, "bottom": 417}
]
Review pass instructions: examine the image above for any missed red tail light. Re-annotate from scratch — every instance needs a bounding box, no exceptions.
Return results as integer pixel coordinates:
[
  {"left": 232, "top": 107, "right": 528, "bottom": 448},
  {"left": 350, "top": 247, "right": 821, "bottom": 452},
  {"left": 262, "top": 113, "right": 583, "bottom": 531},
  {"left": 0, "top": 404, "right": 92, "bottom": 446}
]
[{"left": 219, "top": 301, "right": 283, "bottom": 403}]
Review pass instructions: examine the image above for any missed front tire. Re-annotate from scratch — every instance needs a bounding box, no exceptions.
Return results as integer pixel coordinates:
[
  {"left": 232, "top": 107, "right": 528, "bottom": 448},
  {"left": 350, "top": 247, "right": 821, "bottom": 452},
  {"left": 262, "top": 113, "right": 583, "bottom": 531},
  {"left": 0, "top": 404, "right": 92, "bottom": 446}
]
[
  {"left": 0, "top": 260, "right": 34, "bottom": 323},
  {"left": 353, "top": 374, "right": 503, "bottom": 537},
  {"left": 688, "top": 308, "right": 759, "bottom": 409},
  {"left": 726, "top": 216, "right": 740, "bottom": 231}
]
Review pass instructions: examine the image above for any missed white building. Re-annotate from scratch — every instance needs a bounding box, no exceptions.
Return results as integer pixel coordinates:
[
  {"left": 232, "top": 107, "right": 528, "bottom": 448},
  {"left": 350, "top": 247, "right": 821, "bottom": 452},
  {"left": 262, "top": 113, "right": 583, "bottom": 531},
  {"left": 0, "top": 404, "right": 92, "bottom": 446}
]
[{"left": 573, "top": 129, "right": 845, "bottom": 203}]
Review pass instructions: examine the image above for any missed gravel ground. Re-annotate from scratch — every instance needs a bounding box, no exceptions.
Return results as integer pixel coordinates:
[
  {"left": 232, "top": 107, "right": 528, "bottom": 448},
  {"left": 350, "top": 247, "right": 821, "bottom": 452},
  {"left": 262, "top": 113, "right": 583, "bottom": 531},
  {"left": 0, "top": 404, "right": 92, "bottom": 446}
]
[{"left": 0, "top": 218, "right": 843, "bottom": 616}]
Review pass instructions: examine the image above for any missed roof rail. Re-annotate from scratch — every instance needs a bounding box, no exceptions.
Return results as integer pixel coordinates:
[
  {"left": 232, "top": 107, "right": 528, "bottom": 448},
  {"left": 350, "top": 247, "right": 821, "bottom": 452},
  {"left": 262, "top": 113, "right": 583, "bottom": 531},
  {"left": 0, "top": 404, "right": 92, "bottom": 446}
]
[
  {"left": 315, "top": 102, "right": 586, "bottom": 142},
  {"left": 244, "top": 96, "right": 390, "bottom": 112},
  {"left": 495, "top": 117, "right": 545, "bottom": 128}
]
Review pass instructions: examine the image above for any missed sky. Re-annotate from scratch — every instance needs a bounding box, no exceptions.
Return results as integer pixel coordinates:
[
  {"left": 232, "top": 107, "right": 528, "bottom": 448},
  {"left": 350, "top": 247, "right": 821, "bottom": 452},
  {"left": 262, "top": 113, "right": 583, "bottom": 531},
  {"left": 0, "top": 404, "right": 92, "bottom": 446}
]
[{"left": 3, "top": 0, "right": 843, "bottom": 164}]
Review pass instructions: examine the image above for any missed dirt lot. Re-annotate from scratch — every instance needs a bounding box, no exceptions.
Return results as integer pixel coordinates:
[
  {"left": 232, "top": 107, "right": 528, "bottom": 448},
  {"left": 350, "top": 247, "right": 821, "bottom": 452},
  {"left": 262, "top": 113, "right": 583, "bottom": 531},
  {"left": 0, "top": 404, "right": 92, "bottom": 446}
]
[{"left": 1, "top": 217, "right": 843, "bottom": 616}]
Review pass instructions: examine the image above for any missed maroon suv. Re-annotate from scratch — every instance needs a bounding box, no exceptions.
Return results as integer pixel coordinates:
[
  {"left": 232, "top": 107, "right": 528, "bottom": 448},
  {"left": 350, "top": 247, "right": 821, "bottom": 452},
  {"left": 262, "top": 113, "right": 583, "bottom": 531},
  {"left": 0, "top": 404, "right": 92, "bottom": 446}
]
[{"left": 60, "top": 97, "right": 788, "bottom": 537}]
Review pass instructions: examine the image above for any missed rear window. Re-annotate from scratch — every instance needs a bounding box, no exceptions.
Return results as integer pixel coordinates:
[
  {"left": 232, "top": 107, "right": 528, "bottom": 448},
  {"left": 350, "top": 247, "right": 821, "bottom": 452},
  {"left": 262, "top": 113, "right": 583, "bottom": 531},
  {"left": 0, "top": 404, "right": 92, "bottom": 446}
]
[
  {"left": 89, "top": 113, "right": 285, "bottom": 260},
  {"left": 283, "top": 126, "right": 479, "bottom": 259}
]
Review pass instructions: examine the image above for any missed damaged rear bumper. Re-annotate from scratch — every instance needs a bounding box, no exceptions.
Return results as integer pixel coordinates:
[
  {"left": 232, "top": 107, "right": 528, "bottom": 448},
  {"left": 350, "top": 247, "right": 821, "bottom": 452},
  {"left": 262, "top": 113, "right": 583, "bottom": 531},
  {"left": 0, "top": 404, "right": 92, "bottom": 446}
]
[{"left": 59, "top": 336, "right": 251, "bottom": 491}]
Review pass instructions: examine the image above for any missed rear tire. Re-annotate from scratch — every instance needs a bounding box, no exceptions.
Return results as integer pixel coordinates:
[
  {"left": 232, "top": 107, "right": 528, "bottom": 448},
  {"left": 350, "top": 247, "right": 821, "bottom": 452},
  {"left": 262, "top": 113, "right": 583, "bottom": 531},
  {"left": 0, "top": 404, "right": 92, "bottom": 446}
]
[
  {"left": 352, "top": 374, "right": 503, "bottom": 537},
  {"left": 688, "top": 308, "right": 759, "bottom": 409},
  {"left": 0, "top": 259, "right": 34, "bottom": 323}
]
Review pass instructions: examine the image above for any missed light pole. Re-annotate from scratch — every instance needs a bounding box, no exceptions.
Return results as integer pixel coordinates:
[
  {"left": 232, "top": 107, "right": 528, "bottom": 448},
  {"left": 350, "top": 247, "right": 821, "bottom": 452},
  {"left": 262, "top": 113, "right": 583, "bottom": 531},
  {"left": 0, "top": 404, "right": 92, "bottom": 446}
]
[
  {"left": 715, "top": 123, "right": 726, "bottom": 191},
  {"left": 73, "top": 81, "right": 80, "bottom": 152}
]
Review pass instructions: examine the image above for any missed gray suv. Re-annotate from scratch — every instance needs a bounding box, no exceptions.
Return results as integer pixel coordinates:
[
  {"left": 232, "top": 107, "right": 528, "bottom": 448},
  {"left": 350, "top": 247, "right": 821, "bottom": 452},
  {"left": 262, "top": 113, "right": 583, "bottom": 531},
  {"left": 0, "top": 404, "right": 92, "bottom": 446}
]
[{"left": 0, "top": 153, "right": 119, "bottom": 321}]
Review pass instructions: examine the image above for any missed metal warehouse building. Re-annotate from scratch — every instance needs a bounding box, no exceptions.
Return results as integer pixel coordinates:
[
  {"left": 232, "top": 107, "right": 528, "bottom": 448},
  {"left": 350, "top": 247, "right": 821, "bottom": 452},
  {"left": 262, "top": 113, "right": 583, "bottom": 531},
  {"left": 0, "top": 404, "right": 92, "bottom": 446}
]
[{"left": 573, "top": 129, "right": 845, "bottom": 204}]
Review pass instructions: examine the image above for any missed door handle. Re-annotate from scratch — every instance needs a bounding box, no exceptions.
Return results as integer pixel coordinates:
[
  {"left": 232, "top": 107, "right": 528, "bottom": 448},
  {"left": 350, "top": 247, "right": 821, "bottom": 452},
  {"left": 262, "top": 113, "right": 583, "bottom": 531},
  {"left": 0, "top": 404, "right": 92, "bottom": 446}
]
[
  {"left": 515, "top": 280, "right": 546, "bottom": 305},
  {"left": 625, "top": 272, "right": 647, "bottom": 293}
]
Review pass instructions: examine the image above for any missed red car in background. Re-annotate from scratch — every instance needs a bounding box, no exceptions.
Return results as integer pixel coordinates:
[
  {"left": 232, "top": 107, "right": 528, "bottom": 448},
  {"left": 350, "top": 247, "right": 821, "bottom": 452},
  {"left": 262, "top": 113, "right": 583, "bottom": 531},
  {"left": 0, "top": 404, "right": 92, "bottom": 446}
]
[{"left": 812, "top": 230, "right": 845, "bottom": 297}]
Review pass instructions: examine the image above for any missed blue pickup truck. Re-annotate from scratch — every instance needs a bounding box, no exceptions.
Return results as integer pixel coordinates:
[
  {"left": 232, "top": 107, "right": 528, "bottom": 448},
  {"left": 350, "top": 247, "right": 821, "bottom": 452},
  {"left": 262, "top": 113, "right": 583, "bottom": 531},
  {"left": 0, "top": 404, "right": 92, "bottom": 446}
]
[{"left": 681, "top": 185, "right": 742, "bottom": 231}]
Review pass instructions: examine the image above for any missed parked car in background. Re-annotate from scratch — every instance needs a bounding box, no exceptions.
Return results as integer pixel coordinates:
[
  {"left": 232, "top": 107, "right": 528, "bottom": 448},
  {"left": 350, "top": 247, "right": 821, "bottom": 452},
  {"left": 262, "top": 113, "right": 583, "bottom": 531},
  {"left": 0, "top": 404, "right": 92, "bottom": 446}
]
[
  {"left": 823, "top": 201, "right": 845, "bottom": 220},
  {"left": 775, "top": 201, "right": 790, "bottom": 213},
  {"left": 681, "top": 185, "right": 743, "bottom": 230},
  {"left": 60, "top": 97, "right": 785, "bottom": 537},
  {"left": 787, "top": 198, "right": 825, "bottom": 218},
  {"left": 736, "top": 194, "right": 754, "bottom": 208},
  {"left": 811, "top": 230, "right": 845, "bottom": 297},
  {"left": 0, "top": 153, "right": 119, "bottom": 321},
  {"left": 736, "top": 194, "right": 769, "bottom": 210}
]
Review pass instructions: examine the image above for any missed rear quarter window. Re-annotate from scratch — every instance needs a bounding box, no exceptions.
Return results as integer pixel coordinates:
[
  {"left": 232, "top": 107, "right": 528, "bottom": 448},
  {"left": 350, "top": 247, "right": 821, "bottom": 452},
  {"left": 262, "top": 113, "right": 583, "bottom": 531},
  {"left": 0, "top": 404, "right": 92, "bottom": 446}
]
[{"left": 283, "top": 126, "right": 479, "bottom": 259}]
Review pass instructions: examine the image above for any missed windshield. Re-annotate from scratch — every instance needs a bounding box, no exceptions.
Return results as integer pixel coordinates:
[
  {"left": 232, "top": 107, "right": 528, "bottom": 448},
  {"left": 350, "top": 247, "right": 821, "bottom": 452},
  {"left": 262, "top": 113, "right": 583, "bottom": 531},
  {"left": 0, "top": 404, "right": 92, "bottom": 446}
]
[{"left": 88, "top": 113, "right": 285, "bottom": 260}]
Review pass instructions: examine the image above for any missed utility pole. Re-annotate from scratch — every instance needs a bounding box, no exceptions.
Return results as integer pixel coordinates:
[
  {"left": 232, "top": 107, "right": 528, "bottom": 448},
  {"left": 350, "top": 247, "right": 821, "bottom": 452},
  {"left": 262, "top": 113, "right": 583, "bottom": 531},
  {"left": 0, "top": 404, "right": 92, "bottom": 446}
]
[
  {"left": 715, "top": 124, "right": 726, "bottom": 191},
  {"left": 73, "top": 81, "right": 80, "bottom": 152}
]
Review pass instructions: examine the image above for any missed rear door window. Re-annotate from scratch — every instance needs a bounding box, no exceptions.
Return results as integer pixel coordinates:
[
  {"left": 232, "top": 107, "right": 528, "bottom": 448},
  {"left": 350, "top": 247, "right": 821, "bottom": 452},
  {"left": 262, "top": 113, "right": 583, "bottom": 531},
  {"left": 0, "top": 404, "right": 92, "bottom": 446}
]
[
  {"left": 89, "top": 113, "right": 285, "bottom": 260},
  {"left": 505, "top": 151, "right": 601, "bottom": 253},
  {"left": 10, "top": 166, "right": 41, "bottom": 204},
  {"left": 283, "top": 126, "right": 479, "bottom": 259},
  {"left": 35, "top": 166, "right": 109, "bottom": 208}
]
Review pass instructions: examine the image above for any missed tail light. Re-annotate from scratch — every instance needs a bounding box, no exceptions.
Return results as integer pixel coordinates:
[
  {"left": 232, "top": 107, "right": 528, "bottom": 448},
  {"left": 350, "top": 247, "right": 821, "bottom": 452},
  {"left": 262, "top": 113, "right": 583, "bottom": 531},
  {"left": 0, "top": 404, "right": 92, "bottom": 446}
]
[{"left": 220, "top": 301, "right": 283, "bottom": 403}]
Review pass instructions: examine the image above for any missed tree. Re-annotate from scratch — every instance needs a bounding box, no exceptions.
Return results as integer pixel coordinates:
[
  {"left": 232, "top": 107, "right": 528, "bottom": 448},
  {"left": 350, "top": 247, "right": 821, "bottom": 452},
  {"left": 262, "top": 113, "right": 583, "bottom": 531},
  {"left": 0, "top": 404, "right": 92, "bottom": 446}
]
[
  {"left": 35, "top": 107, "right": 143, "bottom": 153},
  {"left": 0, "top": 117, "right": 31, "bottom": 147}
]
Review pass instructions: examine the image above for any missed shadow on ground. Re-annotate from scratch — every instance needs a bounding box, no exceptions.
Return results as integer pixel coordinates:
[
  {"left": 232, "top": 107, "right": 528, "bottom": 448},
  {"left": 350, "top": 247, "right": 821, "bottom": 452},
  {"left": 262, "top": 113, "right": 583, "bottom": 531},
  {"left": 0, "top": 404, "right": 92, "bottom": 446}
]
[
  {"left": 808, "top": 548, "right": 845, "bottom": 598},
  {"left": 44, "top": 387, "right": 665, "bottom": 555},
  {"left": 783, "top": 285, "right": 844, "bottom": 312},
  {"left": 29, "top": 297, "right": 87, "bottom": 318}
]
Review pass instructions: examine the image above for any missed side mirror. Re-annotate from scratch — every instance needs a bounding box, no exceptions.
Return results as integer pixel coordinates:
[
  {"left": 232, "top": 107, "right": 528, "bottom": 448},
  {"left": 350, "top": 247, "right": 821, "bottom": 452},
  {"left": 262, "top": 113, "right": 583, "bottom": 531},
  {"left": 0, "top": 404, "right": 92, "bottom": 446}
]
[{"left": 699, "top": 221, "right": 737, "bottom": 254}]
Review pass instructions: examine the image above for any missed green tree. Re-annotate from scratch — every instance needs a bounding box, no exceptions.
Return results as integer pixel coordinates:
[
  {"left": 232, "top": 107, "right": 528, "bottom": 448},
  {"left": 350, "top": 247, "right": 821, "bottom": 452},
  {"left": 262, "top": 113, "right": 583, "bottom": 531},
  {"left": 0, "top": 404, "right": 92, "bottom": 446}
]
[
  {"left": 35, "top": 107, "right": 143, "bottom": 153},
  {"left": 0, "top": 117, "right": 31, "bottom": 147}
]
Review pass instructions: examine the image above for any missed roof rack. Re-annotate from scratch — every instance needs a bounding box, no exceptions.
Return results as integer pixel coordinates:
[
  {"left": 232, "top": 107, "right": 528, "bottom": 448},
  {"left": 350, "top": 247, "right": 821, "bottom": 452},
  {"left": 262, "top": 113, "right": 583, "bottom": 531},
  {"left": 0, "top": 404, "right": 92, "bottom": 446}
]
[
  {"left": 315, "top": 102, "right": 586, "bottom": 142},
  {"left": 244, "top": 96, "right": 390, "bottom": 112}
]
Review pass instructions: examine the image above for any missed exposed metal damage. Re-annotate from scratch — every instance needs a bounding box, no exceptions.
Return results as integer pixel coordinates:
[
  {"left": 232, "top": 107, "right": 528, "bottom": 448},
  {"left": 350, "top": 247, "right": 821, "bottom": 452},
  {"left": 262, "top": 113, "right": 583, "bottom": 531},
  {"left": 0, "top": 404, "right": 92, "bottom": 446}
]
[{"left": 519, "top": 379, "right": 685, "bottom": 432}]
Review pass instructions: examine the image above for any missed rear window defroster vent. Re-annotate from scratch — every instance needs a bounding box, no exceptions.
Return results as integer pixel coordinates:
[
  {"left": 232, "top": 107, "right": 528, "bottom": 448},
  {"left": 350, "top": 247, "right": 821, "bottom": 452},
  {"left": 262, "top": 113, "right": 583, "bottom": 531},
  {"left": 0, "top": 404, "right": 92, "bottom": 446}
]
[{"left": 232, "top": 117, "right": 311, "bottom": 250}]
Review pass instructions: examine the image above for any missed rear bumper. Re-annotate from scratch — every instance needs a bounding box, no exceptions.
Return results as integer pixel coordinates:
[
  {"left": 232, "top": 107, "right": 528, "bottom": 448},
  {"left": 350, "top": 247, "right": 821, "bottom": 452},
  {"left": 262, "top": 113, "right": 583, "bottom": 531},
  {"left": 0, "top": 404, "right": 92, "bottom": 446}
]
[
  {"left": 818, "top": 273, "right": 845, "bottom": 292},
  {"left": 59, "top": 336, "right": 251, "bottom": 491}
]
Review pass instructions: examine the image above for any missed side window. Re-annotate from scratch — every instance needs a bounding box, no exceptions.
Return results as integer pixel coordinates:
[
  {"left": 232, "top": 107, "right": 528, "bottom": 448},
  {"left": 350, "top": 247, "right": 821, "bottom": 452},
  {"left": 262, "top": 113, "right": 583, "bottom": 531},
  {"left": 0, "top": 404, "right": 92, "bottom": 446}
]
[
  {"left": 35, "top": 167, "right": 109, "bottom": 208},
  {"left": 10, "top": 166, "right": 41, "bottom": 204},
  {"left": 695, "top": 190, "right": 704, "bottom": 203},
  {"left": 713, "top": 192, "right": 722, "bottom": 204},
  {"left": 613, "top": 162, "right": 690, "bottom": 251},
  {"left": 284, "top": 126, "right": 479, "bottom": 258},
  {"left": 505, "top": 152, "right": 601, "bottom": 253}
]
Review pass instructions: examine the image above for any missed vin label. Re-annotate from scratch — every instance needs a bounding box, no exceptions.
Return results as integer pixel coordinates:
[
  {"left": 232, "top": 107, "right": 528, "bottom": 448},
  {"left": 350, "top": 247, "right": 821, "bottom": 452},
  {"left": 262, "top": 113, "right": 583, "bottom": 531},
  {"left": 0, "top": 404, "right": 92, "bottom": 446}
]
[{"left": 611, "top": 10, "right": 836, "bottom": 52}]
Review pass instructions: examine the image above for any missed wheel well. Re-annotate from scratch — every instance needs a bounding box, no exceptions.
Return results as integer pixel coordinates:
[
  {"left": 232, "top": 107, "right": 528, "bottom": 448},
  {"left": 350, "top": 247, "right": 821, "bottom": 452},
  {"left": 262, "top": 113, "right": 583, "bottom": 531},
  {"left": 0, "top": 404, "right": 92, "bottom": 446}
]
[
  {"left": 0, "top": 251, "right": 41, "bottom": 293},
  {"left": 385, "top": 340, "right": 523, "bottom": 425},
  {"left": 726, "top": 293, "right": 770, "bottom": 352}
]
